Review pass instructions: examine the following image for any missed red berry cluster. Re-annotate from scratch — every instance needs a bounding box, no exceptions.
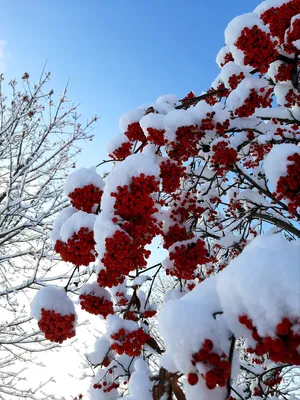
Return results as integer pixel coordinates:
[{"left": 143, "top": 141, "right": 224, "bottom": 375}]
[
  {"left": 274, "top": 63, "right": 293, "bottom": 82},
  {"left": 168, "top": 239, "right": 210, "bottom": 280},
  {"left": 228, "top": 72, "right": 245, "bottom": 90},
  {"left": 211, "top": 141, "right": 238, "bottom": 174},
  {"left": 182, "top": 91, "right": 195, "bottom": 102},
  {"left": 79, "top": 293, "right": 114, "bottom": 318},
  {"left": 205, "top": 84, "right": 230, "bottom": 106},
  {"left": 160, "top": 160, "right": 186, "bottom": 194},
  {"left": 235, "top": 25, "right": 278, "bottom": 71},
  {"left": 114, "top": 291, "right": 129, "bottom": 306},
  {"left": 253, "top": 387, "right": 263, "bottom": 397},
  {"left": 109, "top": 141, "right": 132, "bottom": 160},
  {"left": 180, "top": 91, "right": 196, "bottom": 109},
  {"left": 224, "top": 199, "right": 243, "bottom": 219},
  {"left": 246, "top": 130, "right": 255, "bottom": 141},
  {"left": 239, "top": 315, "right": 300, "bottom": 364},
  {"left": 188, "top": 339, "right": 231, "bottom": 390},
  {"left": 285, "top": 16, "right": 300, "bottom": 53},
  {"left": 220, "top": 52, "right": 234, "bottom": 67},
  {"left": 244, "top": 142, "right": 272, "bottom": 168},
  {"left": 93, "top": 381, "right": 119, "bottom": 392},
  {"left": 146, "top": 127, "right": 167, "bottom": 146},
  {"left": 275, "top": 152, "right": 300, "bottom": 212},
  {"left": 199, "top": 113, "right": 215, "bottom": 131},
  {"left": 284, "top": 88, "right": 300, "bottom": 108},
  {"left": 199, "top": 112, "right": 230, "bottom": 136},
  {"left": 169, "top": 192, "right": 205, "bottom": 225},
  {"left": 38, "top": 308, "right": 76, "bottom": 344},
  {"left": 93, "top": 370, "right": 119, "bottom": 393},
  {"left": 234, "top": 87, "right": 273, "bottom": 118},
  {"left": 98, "top": 174, "right": 162, "bottom": 286},
  {"left": 54, "top": 227, "right": 97, "bottom": 266},
  {"left": 264, "top": 369, "right": 282, "bottom": 387},
  {"left": 163, "top": 193, "right": 205, "bottom": 268},
  {"left": 124, "top": 122, "right": 146, "bottom": 142},
  {"left": 101, "top": 230, "right": 151, "bottom": 278},
  {"left": 215, "top": 119, "right": 230, "bottom": 136},
  {"left": 143, "top": 309, "right": 157, "bottom": 318},
  {"left": 101, "top": 174, "right": 162, "bottom": 285},
  {"left": 168, "top": 125, "right": 204, "bottom": 161},
  {"left": 273, "top": 124, "right": 298, "bottom": 139},
  {"left": 97, "top": 268, "right": 125, "bottom": 288},
  {"left": 187, "top": 282, "right": 196, "bottom": 291},
  {"left": 163, "top": 224, "right": 192, "bottom": 250},
  {"left": 260, "top": 0, "right": 300, "bottom": 44},
  {"left": 111, "top": 175, "right": 161, "bottom": 243},
  {"left": 68, "top": 184, "right": 103, "bottom": 213},
  {"left": 110, "top": 327, "right": 150, "bottom": 356},
  {"left": 124, "top": 311, "right": 139, "bottom": 321},
  {"left": 205, "top": 88, "right": 219, "bottom": 106}
]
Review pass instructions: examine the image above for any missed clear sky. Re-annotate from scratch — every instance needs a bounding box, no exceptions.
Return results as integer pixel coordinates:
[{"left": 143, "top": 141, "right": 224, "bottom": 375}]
[{"left": 1, "top": 0, "right": 260, "bottom": 168}]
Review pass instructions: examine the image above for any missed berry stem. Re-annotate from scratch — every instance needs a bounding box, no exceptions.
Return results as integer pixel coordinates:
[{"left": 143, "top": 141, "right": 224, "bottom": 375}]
[
  {"left": 64, "top": 265, "right": 79, "bottom": 291},
  {"left": 226, "top": 335, "right": 236, "bottom": 399}
]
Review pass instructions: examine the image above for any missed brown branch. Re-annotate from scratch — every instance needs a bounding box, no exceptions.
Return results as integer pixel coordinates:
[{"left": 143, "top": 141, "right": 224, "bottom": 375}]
[
  {"left": 251, "top": 212, "right": 300, "bottom": 237},
  {"left": 177, "top": 88, "right": 228, "bottom": 109},
  {"left": 232, "top": 165, "right": 290, "bottom": 211}
]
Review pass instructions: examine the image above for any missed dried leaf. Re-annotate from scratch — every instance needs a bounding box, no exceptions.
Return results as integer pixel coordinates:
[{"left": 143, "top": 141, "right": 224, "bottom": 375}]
[
  {"left": 171, "top": 376, "right": 186, "bottom": 400},
  {"left": 146, "top": 336, "right": 163, "bottom": 354}
]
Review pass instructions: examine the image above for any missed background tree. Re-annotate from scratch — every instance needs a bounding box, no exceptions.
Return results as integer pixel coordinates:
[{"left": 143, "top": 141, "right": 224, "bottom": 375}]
[
  {"left": 34, "top": 0, "right": 300, "bottom": 399},
  {"left": 0, "top": 71, "right": 97, "bottom": 399}
]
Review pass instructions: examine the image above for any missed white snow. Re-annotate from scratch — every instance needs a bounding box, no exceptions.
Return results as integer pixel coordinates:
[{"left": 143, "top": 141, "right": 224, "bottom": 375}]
[
  {"left": 219, "top": 62, "right": 247, "bottom": 88},
  {"left": 87, "top": 336, "right": 111, "bottom": 366},
  {"left": 31, "top": 286, "right": 76, "bottom": 321},
  {"left": 184, "top": 376, "right": 226, "bottom": 400},
  {"left": 139, "top": 113, "right": 165, "bottom": 134},
  {"left": 163, "top": 109, "right": 196, "bottom": 132},
  {"left": 217, "top": 234, "right": 300, "bottom": 339},
  {"left": 60, "top": 211, "right": 96, "bottom": 242},
  {"left": 216, "top": 45, "right": 232, "bottom": 67},
  {"left": 254, "top": 0, "right": 291, "bottom": 16},
  {"left": 94, "top": 153, "right": 160, "bottom": 257},
  {"left": 119, "top": 108, "right": 145, "bottom": 132},
  {"left": 225, "top": 13, "right": 271, "bottom": 68},
  {"left": 125, "top": 359, "right": 152, "bottom": 400},
  {"left": 226, "top": 77, "right": 269, "bottom": 112},
  {"left": 131, "top": 275, "right": 151, "bottom": 287},
  {"left": 51, "top": 206, "right": 77, "bottom": 243},
  {"left": 107, "top": 134, "right": 131, "bottom": 155},
  {"left": 64, "top": 167, "right": 104, "bottom": 195},
  {"left": 90, "top": 368, "right": 118, "bottom": 400},
  {"left": 79, "top": 282, "right": 112, "bottom": 301},
  {"left": 107, "top": 314, "right": 139, "bottom": 337},
  {"left": 274, "top": 82, "right": 294, "bottom": 106},
  {"left": 156, "top": 94, "right": 179, "bottom": 106},
  {"left": 158, "top": 276, "right": 230, "bottom": 374},
  {"left": 263, "top": 143, "right": 300, "bottom": 189}
]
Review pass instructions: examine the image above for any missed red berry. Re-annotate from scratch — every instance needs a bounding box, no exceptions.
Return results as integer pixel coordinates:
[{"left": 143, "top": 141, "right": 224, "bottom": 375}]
[{"left": 187, "top": 373, "right": 199, "bottom": 386}]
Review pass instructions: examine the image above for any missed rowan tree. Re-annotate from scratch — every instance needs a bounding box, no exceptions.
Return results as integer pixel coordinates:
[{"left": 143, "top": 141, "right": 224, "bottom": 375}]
[
  {"left": 0, "top": 71, "right": 97, "bottom": 399},
  {"left": 33, "top": 0, "right": 300, "bottom": 399}
]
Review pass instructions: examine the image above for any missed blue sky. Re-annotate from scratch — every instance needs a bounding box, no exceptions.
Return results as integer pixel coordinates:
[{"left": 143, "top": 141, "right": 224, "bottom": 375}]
[{"left": 1, "top": 0, "right": 260, "bottom": 167}]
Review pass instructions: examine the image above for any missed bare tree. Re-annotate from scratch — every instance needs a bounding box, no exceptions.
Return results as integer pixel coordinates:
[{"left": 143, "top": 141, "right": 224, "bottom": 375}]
[{"left": 0, "top": 71, "right": 96, "bottom": 399}]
